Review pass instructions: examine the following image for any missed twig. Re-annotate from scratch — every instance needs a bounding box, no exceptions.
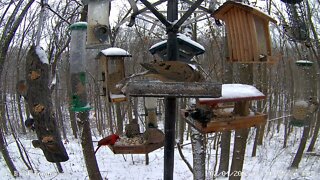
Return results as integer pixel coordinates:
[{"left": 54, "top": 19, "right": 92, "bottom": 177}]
[{"left": 177, "top": 142, "right": 193, "bottom": 174}]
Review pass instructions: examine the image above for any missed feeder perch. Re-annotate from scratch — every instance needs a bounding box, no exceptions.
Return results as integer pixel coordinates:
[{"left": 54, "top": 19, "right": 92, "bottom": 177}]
[
  {"left": 212, "top": 1, "right": 277, "bottom": 63},
  {"left": 108, "top": 133, "right": 164, "bottom": 154},
  {"left": 125, "top": 81, "right": 222, "bottom": 98},
  {"left": 97, "top": 47, "right": 132, "bottom": 103},
  {"left": 182, "top": 84, "right": 267, "bottom": 133},
  {"left": 291, "top": 60, "right": 316, "bottom": 126},
  {"left": 149, "top": 33, "right": 205, "bottom": 62},
  {"left": 87, "top": 0, "right": 111, "bottom": 49}
]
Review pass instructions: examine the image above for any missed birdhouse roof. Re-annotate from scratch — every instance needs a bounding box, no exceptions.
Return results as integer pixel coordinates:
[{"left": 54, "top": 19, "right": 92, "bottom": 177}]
[
  {"left": 213, "top": 1, "right": 277, "bottom": 24},
  {"left": 100, "top": 47, "right": 132, "bottom": 57},
  {"left": 149, "top": 33, "right": 205, "bottom": 55}
]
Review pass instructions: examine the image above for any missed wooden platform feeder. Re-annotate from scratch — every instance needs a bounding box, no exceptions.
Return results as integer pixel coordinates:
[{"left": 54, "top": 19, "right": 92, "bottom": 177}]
[
  {"left": 182, "top": 84, "right": 267, "bottom": 133},
  {"left": 212, "top": 1, "right": 277, "bottom": 63},
  {"left": 108, "top": 130, "right": 165, "bottom": 154},
  {"left": 97, "top": 47, "right": 132, "bottom": 103}
]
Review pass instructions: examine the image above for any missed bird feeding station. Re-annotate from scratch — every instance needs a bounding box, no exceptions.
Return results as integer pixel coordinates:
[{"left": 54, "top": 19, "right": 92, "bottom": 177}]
[
  {"left": 86, "top": 0, "right": 111, "bottom": 49},
  {"left": 281, "top": 0, "right": 309, "bottom": 42},
  {"left": 69, "top": 22, "right": 91, "bottom": 112},
  {"left": 291, "top": 60, "right": 318, "bottom": 126},
  {"left": 108, "top": 133, "right": 164, "bottom": 154},
  {"left": 109, "top": 98, "right": 165, "bottom": 154},
  {"left": 97, "top": 47, "right": 131, "bottom": 103},
  {"left": 149, "top": 33, "right": 205, "bottom": 62},
  {"left": 182, "top": 84, "right": 267, "bottom": 133},
  {"left": 212, "top": 1, "right": 277, "bottom": 63}
]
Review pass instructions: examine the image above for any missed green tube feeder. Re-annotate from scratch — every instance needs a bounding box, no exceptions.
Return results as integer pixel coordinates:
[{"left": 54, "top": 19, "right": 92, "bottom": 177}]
[{"left": 69, "top": 22, "right": 91, "bottom": 112}]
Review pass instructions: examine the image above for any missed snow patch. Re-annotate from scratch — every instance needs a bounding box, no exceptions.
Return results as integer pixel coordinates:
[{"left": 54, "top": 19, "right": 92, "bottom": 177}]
[
  {"left": 101, "top": 47, "right": 131, "bottom": 57},
  {"left": 35, "top": 46, "right": 49, "bottom": 64}
]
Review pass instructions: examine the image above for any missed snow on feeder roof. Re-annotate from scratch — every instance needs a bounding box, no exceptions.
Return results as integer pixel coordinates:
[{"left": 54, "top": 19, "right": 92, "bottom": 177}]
[
  {"left": 100, "top": 47, "right": 132, "bottom": 57},
  {"left": 69, "top": 22, "right": 88, "bottom": 30},
  {"left": 149, "top": 33, "right": 205, "bottom": 62}
]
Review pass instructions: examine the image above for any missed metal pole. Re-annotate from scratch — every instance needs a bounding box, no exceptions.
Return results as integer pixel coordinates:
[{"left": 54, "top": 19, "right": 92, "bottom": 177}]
[{"left": 164, "top": 0, "right": 178, "bottom": 179}]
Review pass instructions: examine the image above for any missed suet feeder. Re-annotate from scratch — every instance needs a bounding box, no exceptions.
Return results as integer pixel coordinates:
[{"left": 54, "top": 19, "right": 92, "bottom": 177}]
[
  {"left": 69, "top": 22, "right": 91, "bottom": 112},
  {"left": 87, "top": 0, "right": 111, "bottom": 49},
  {"left": 97, "top": 47, "right": 131, "bottom": 103},
  {"left": 212, "top": 1, "right": 277, "bottom": 63},
  {"left": 281, "top": 0, "right": 309, "bottom": 42},
  {"left": 149, "top": 33, "right": 205, "bottom": 62},
  {"left": 291, "top": 60, "right": 317, "bottom": 126}
]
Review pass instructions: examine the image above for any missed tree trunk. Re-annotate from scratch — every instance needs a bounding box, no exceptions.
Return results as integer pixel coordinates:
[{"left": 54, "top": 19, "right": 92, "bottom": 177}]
[
  {"left": 229, "top": 128, "right": 249, "bottom": 180},
  {"left": 191, "top": 128, "right": 206, "bottom": 180},
  {"left": 218, "top": 130, "right": 231, "bottom": 176},
  {"left": 0, "top": 128, "right": 19, "bottom": 177},
  {"left": 78, "top": 111, "right": 103, "bottom": 180},
  {"left": 290, "top": 123, "right": 311, "bottom": 168},
  {"left": 307, "top": 110, "right": 320, "bottom": 152},
  {"left": 229, "top": 63, "right": 252, "bottom": 180}
]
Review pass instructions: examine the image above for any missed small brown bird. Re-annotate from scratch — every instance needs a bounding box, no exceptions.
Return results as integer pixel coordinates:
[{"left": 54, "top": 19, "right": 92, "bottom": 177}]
[
  {"left": 140, "top": 61, "right": 204, "bottom": 82},
  {"left": 94, "top": 134, "right": 120, "bottom": 154}
]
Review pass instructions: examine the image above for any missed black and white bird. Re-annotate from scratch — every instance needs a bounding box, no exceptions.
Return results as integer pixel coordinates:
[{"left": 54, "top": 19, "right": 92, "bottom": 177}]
[{"left": 185, "top": 108, "right": 214, "bottom": 123}]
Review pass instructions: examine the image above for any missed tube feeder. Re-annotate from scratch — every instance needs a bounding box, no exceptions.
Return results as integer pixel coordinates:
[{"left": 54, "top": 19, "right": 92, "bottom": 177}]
[
  {"left": 291, "top": 60, "right": 318, "bottom": 126},
  {"left": 69, "top": 22, "right": 91, "bottom": 112},
  {"left": 87, "top": 0, "right": 111, "bottom": 49}
]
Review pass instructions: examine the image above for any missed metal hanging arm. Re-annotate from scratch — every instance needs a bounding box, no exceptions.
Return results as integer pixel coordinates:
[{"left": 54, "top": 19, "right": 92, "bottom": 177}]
[
  {"left": 128, "top": 0, "right": 167, "bottom": 27},
  {"left": 181, "top": 0, "right": 213, "bottom": 14},
  {"left": 174, "top": 0, "right": 206, "bottom": 29},
  {"left": 139, "top": 0, "right": 171, "bottom": 27}
]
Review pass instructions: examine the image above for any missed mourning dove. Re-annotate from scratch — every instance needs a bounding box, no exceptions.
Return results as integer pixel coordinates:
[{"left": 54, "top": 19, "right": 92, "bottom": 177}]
[{"left": 140, "top": 61, "right": 204, "bottom": 82}]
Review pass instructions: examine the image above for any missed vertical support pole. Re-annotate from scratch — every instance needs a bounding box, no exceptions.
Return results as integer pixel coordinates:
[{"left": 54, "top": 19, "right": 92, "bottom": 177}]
[{"left": 164, "top": 0, "right": 178, "bottom": 180}]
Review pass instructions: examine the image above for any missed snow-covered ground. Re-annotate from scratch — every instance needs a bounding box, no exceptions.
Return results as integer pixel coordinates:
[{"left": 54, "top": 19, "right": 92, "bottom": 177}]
[{"left": 1, "top": 124, "right": 319, "bottom": 180}]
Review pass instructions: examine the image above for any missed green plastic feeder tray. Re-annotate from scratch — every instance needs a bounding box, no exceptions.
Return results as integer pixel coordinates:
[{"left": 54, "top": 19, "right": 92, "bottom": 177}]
[
  {"left": 290, "top": 118, "right": 306, "bottom": 127},
  {"left": 71, "top": 106, "right": 91, "bottom": 112},
  {"left": 69, "top": 22, "right": 88, "bottom": 30}
]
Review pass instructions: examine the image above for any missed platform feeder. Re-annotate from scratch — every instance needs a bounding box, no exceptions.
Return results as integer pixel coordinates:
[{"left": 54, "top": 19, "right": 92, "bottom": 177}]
[
  {"left": 86, "top": 0, "right": 111, "bottom": 49},
  {"left": 291, "top": 60, "right": 317, "bottom": 126},
  {"left": 212, "top": 1, "right": 277, "bottom": 63},
  {"left": 97, "top": 47, "right": 132, "bottom": 103}
]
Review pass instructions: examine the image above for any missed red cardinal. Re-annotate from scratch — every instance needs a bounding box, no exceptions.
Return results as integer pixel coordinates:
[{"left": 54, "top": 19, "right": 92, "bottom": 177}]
[{"left": 94, "top": 134, "right": 120, "bottom": 154}]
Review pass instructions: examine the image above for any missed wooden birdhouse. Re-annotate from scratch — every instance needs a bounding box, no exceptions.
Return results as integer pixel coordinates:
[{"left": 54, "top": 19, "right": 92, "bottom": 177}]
[
  {"left": 212, "top": 1, "right": 277, "bottom": 63},
  {"left": 97, "top": 47, "right": 131, "bottom": 103}
]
